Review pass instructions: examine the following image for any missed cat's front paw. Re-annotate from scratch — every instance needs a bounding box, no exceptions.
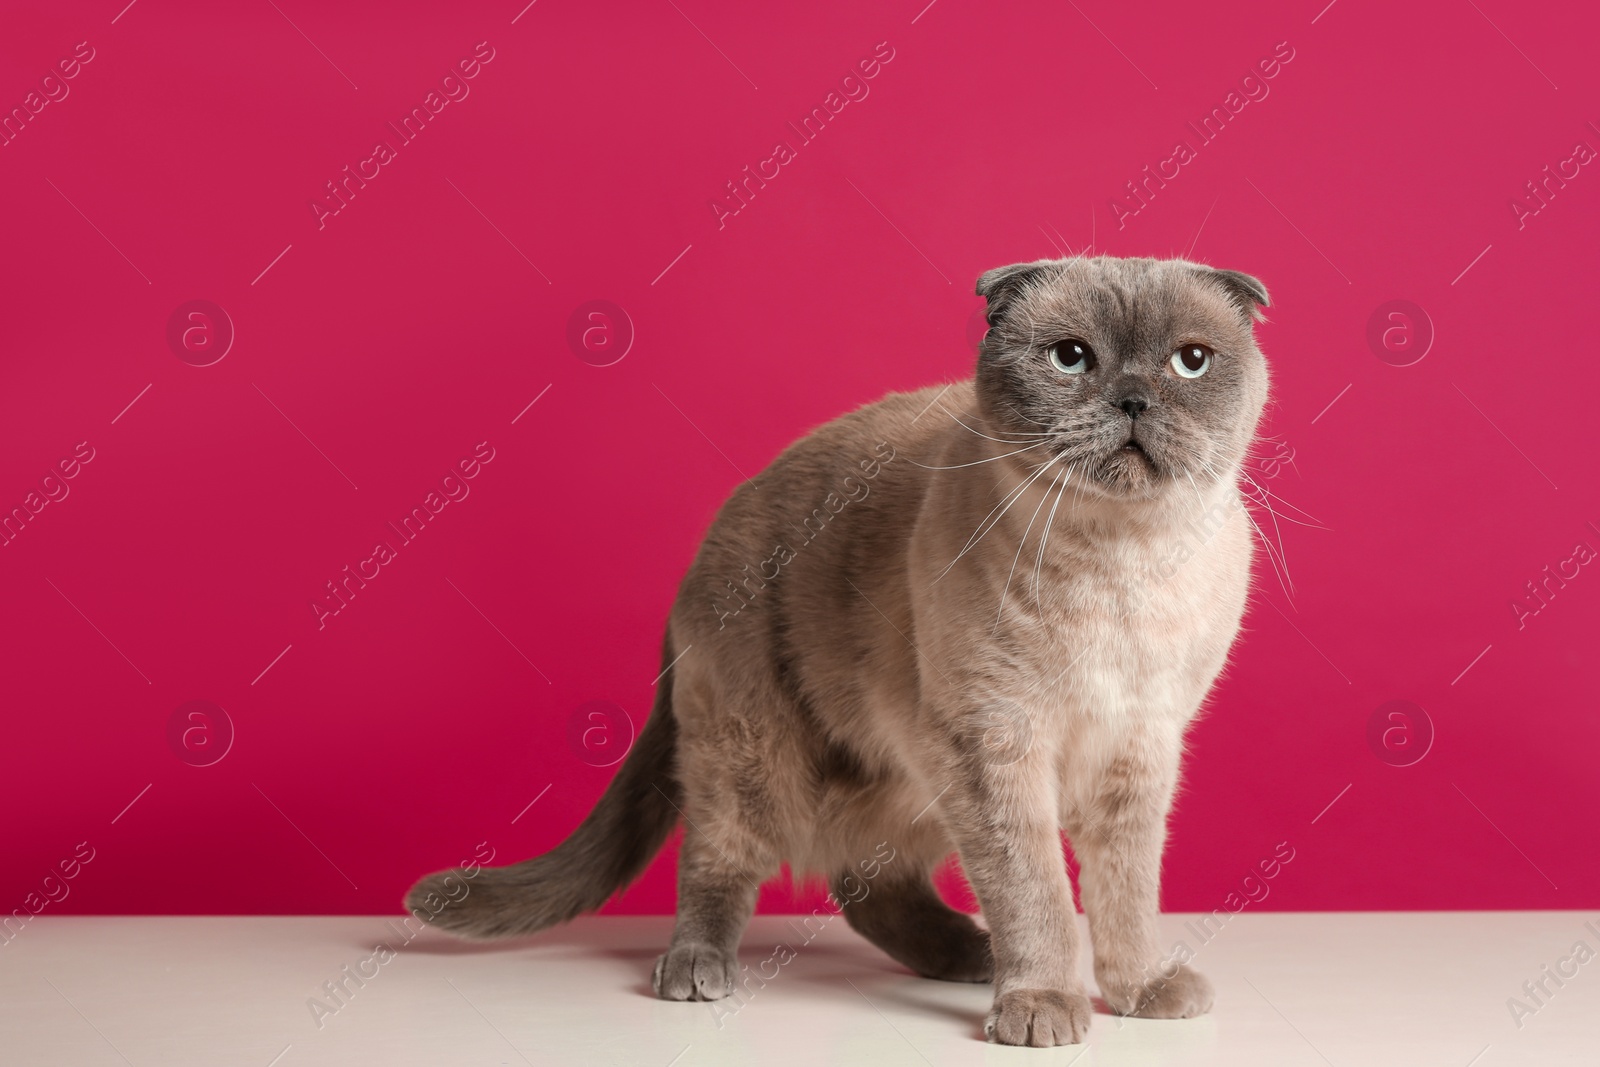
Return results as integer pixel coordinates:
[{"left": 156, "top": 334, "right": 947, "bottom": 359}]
[
  {"left": 652, "top": 943, "right": 738, "bottom": 1001},
  {"left": 1101, "top": 963, "right": 1214, "bottom": 1019},
  {"left": 984, "top": 988, "right": 1092, "bottom": 1046}
]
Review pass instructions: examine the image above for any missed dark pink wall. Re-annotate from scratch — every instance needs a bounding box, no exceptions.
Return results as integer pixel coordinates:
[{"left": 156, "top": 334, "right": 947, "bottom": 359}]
[{"left": 3, "top": 0, "right": 1596, "bottom": 920}]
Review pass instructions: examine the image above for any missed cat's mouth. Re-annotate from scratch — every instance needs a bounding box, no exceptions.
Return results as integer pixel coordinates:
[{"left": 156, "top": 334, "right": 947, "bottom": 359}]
[
  {"left": 1050, "top": 431, "right": 1171, "bottom": 498},
  {"left": 1116, "top": 436, "right": 1155, "bottom": 468},
  {"left": 1092, "top": 433, "right": 1162, "bottom": 494}
]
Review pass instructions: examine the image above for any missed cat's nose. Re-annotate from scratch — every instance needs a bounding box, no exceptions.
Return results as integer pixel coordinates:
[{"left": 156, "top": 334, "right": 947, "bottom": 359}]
[{"left": 1119, "top": 396, "right": 1148, "bottom": 419}]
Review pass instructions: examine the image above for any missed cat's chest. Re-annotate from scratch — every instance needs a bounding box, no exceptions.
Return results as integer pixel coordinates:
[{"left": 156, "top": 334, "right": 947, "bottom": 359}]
[
  {"left": 1026, "top": 511, "right": 1250, "bottom": 719},
  {"left": 1069, "top": 516, "right": 1237, "bottom": 620}
]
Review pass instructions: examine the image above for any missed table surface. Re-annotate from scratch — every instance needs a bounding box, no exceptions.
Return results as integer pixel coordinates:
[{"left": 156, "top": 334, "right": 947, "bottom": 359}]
[{"left": 1, "top": 912, "right": 1594, "bottom": 1065}]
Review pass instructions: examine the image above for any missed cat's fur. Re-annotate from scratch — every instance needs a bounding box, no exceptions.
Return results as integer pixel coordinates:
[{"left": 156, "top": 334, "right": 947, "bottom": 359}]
[{"left": 407, "top": 254, "right": 1270, "bottom": 1047}]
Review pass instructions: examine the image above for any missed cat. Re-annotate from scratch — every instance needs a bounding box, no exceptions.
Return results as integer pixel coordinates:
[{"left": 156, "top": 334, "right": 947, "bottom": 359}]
[{"left": 406, "top": 254, "right": 1271, "bottom": 1047}]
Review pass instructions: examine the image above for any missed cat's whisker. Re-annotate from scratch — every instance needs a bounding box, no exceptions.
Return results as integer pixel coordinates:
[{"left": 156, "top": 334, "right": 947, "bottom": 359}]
[
  {"left": 1037, "top": 224, "right": 1066, "bottom": 257},
  {"left": 1238, "top": 476, "right": 1300, "bottom": 594},
  {"left": 993, "top": 460, "right": 1068, "bottom": 632},
  {"left": 1197, "top": 457, "right": 1239, "bottom": 500},
  {"left": 1182, "top": 469, "right": 1208, "bottom": 518},
  {"left": 1239, "top": 499, "right": 1295, "bottom": 603},
  {"left": 1245, "top": 493, "right": 1324, "bottom": 531},
  {"left": 1047, "top": 223, "right": 1074, "bottom": 259},
  {"left": 1240, "top": 476, "right": 1326, "bottom": 529},
  {"left": 1206, "top": 461, "right": 1295, "bottom": 600},
  {"left": 935, "top": 460, "right": 1052, "bottom": 582},
  {"left": 909, "top": 439, "right": 1048, "bottom": 471},
  {"left": 942, "top": 408, "right": 1055, "bottom": 443},
  {"left": 1032, "top": 463, "right": 1074, "bottom": 606},
  {"left": 1003, "top": 403, "right": 1056, "bottom": 430},
  {"left": 1068, "top": 459, "right": 1093, "bottom": 512},
  {"left": 934, "top": 452, "right": 1063, "bottom": 584}
]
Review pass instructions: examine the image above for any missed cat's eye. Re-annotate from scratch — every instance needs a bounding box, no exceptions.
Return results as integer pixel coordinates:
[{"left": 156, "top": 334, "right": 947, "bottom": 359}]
[
  {"left": 1047, "top": 340, "right": 1095, "bottom": 375},
  {"left": 1171, "top": 344, "right": 1213, "bottom": 378}
]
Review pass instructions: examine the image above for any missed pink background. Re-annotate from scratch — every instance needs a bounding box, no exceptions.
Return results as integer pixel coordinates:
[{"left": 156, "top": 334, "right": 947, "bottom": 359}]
[{"left": 3, "top": 0, "right": 1596, "bottom": 919}]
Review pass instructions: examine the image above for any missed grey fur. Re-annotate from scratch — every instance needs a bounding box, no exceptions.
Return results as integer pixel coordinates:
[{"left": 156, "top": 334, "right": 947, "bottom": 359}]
[
  {"left": 833, "top": 867, "right": 993, "bottom": 982},
  {"left": 407, "top": 255, "right": 1271, "bottom": 1046},
  {"left": 404, "top": 636, "right": 682, "bottom": 938}
]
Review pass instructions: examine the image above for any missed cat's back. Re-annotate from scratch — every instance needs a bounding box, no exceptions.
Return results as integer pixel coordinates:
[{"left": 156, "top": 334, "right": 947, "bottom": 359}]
[
  {"left": 761, "top": 380, "right": 959, "bottom": 487},
  {"left": 671, "top": 380, "right": 965, "bottom": 637}
]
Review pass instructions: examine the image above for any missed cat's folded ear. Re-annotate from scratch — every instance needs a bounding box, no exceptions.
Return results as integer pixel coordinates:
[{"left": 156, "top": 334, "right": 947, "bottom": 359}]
[
  {"left": 975, "top": 260, "right": 1057, "bottom": 328},
  {"left": 1206, "top": 268, "right": 1270, "bottom": 323}
]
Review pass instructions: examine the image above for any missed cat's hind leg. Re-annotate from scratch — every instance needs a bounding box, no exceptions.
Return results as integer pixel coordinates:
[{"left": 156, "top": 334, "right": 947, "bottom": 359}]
[{"left": 833, "top": 866, "right": 993, "bottom": 982}]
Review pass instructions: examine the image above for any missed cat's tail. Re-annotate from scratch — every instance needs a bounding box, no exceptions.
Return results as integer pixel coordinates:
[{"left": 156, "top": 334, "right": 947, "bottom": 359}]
[{"left": 402, "top": 636, "right": 682, "bottom": 940}]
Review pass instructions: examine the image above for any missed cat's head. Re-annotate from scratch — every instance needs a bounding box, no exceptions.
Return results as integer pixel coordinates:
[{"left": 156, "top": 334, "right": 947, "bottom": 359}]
[{"left": 973, "top": 255, "right": 1270, "bottom": 502}]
